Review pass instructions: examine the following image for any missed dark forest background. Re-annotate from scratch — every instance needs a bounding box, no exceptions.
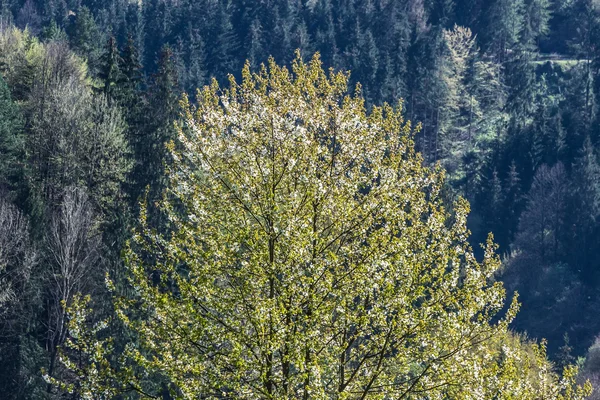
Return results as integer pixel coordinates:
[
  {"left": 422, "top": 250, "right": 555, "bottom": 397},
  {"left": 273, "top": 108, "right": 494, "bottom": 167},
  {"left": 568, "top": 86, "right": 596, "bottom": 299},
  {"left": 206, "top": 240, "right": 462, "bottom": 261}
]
[{"left": 3, "top": 0, "right": 600, "bottom": 397}]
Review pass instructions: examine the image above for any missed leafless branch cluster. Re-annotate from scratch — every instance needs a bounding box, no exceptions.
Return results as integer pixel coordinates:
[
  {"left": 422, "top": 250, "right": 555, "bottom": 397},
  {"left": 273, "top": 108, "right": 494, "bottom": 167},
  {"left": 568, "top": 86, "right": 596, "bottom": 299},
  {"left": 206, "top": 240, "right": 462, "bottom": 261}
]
[{"left": 0, "top": 197, "right": 36, "bottom": 315}]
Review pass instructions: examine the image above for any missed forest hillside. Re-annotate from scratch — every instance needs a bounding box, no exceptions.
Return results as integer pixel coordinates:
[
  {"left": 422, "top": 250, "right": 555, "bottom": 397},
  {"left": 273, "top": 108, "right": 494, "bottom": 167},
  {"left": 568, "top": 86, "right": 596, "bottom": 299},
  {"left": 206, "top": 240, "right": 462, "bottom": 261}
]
[{"left": 1, "top": 0, "right": 600, "bottom": 398}]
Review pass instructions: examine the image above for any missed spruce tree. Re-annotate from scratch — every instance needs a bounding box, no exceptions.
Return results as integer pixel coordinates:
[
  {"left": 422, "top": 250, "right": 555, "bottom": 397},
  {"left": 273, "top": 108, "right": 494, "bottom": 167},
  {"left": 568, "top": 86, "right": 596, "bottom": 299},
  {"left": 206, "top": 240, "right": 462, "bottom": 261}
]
[
  {"left": 312, "top": 0, "right": 339, "bottom": 68},
  {"left": 97, "top": 35, "right": 123, "bottom": 104},
  {"left": 0, "top": 73, "right": 23, "bottom": 196},
  {"left": 142, "top": 0, "right": 171, "bottom": 72},
  {"left": 482, "top": 0, "right": 525, "bottom": 59},
  {"left": 503, "top": 160, "right": 524, "bottom": 245},
  {"left": 120, "top": 33, "right": 144, "bottom": 108},
  {"left": 183, "top": 23, "right": 206, "bottom": 96},
  {"left": 357, "top": 28, "right": 379, "bottom": 103},
  {"left": 207, "top": 1, "right": 239, "bottom": 83},
  {"left": 521, "top": 0, "right": 551, "bottom": 49},
  {"left": 246, "top": 17, "right": 265, "bottom": 70},
  {"left": 134, "top": 45, "right": 180, "bottom": 214},
  {"left": 569, "top": 136, "right": 600, "bottom": 282},
  {"left": 68, "top": 6, "right": 103, "bottom": 73}
]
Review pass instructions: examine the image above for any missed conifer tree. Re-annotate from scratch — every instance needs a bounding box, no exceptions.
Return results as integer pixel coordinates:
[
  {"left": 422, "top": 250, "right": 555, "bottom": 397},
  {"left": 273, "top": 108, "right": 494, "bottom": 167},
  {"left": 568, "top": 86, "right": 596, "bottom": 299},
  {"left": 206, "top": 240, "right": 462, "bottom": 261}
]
[
  {"left": 133, "top": 45, "right": 180, "bottom": 213},
  {"left": 569, "top": 136, "right": 600, "bottom": 282},
  {"left": 246, "top": 17, "right": 265, "bottom": 71},
  {"left": 504, "top": 48, "right": 537, "bottom": 128},
  {"left": 291, "top": 20, "right": 312, "bottom": 59},
  {"left": 503, "top": 160, "right": 524, "bottom": 245},
  {"left": 15, "top": 0, "right": 41, "bottom": 34},
  {"left": 483, "top": 0, "right": 525, "bottom": 59},
  {"left": 207, "top": 1, "right": 239, "bottom": 83},
  {"left": 0, "top": 73, "right": 23, "bottom": 196},
  {"left": 521, "top": 0, "right": 551, "bottom": 49},
  {"left": 431, "top": 0, "right": 456, "bottom": 27},
  {"left": 68, "top": 6, "right": 103, "bottom": 73},
  {"left": 142, "top": 0, "right": 172, "bottom": 72},
  {"left": 97, "top": 35, "right": 123, "bottom": 104},
  {"left": 514, "top": 163, "right": 568, "bottom": 270},
  {"left": 125, "top": 1, "right": 145, "bottom": 67},
  {"left": 312, "top": 0, "right": 339, "bottom": 68},
  {"left": 41, "top": 19, "right": 68, "bottom": 42},
  {"left": 120, "top": 33, "right": 144, "bottom": 109},
  {"left": 356, "top": 28, "right": 379, "bottom": 103}
]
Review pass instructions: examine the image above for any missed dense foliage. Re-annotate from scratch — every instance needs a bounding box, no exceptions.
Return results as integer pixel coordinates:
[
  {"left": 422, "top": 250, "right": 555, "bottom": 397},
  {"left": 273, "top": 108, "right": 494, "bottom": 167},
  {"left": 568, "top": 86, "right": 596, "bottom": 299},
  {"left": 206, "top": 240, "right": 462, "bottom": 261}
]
[
  {"left": 1, "top": 0, "right": 600, "bottom": 398},
  {"left": 53, "top": 54, "right": 591, "bottom": 400}
]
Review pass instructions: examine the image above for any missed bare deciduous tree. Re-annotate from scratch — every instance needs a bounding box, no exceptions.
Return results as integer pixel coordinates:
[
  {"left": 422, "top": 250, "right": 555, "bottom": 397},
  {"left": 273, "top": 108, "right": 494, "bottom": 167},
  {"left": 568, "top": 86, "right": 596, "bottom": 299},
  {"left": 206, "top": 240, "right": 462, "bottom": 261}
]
[
  {"left": 0, "top": 196, "right": 35, "bottom": 316},
  {"left": 44, "top": 186, "right": 101, "bottom": 389}
]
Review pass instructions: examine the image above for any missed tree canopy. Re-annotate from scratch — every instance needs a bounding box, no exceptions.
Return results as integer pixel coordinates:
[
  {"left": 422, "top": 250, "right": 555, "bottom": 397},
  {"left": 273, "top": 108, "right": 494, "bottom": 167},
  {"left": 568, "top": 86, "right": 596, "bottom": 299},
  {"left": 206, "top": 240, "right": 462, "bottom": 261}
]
[{"left": 54, "top": 55, "right": 591, "bottom": 399}]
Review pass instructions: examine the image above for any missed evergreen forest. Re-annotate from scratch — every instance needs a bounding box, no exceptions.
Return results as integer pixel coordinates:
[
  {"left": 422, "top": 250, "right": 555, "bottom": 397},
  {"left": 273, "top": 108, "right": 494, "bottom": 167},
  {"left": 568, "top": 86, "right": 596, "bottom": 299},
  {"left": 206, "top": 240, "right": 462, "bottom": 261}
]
[{"left": 2, "top": 0, "right": 600, "bottom": 398}]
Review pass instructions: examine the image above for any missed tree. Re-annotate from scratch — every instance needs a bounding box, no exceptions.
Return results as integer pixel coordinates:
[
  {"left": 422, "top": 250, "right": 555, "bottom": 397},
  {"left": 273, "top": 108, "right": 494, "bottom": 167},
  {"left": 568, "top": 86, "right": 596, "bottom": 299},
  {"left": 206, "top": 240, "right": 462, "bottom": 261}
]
[
  {"left": 312, "top": 0, "right": 339, "bottom": 69},
  {"left": 142, "top": 0, "right": 172, "bottom": 72},
  {"left": 0, "top": 197, "right": 36, "bottom": 317},
  {"left": 132, "top": 45, "right": 179, "bottom": 213},
  {"left": 41, "top": 19, "right": 69, "bottom": 42},
  {"left": 0, "top": 73, "right": 23, "bottom": 195},
  {"left": 27, "top": 76, "right": 131, "bottom": 222},
  {"left": 482, "top": 0, "right": 525, "bottom": 59},
  {"left": 521, "top": 0, "right": 551, "bottom": 48},
  {"left": 178, "top": 22, "right": 206, "bottom": 96},
  {"left": 15, "top": 0, "right": 41, "bottom": 34},
  {"left": 508, "top": 162, "right": 569, "bottom": 301},
  {"left": 568, "top": 136, "right": 600, "bottom": 283},
  {"left": 0, "top": 196, "right": 38, "bottom": 400},
  {"left": 68, "top": 6, "right": 103, "bottom": 73},
  {"left": 438, "top": 25, "right": 477, "bottom": 173},
  {"left": 246, "top": 17, "right": 265, "bottom": 71},
  {"left": 206, "top": 0, "right": 239, "bottom": 83},
  {"left": 119, "top": 33, "right": 144, "bottom": 114},
  {"left": 97, "top": 35, "right": 123, "bottom": 104},
  {"left": 502, "top": 160, "right": 524, "bottom": 247},
  {"left": 44, "top": 186, "right": 101, "bottom": 392},
  {"left": 55, "top": 54, "right": 591, "bottom": 399}
]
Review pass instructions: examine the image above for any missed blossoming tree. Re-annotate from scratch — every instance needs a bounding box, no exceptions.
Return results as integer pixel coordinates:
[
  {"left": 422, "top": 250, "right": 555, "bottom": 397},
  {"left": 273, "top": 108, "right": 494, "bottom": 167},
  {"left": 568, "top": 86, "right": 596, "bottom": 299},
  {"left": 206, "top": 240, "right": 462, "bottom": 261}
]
[{"left": 53, "top": 54, "right": 591, "bottom": 399}]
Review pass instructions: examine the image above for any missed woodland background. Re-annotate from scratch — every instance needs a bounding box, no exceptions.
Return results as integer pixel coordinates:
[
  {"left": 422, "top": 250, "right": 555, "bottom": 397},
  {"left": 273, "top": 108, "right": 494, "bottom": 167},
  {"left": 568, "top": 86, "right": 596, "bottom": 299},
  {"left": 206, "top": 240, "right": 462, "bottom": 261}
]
[{"left": 2, "top": 0, "right": 600, "bottom": 397}]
